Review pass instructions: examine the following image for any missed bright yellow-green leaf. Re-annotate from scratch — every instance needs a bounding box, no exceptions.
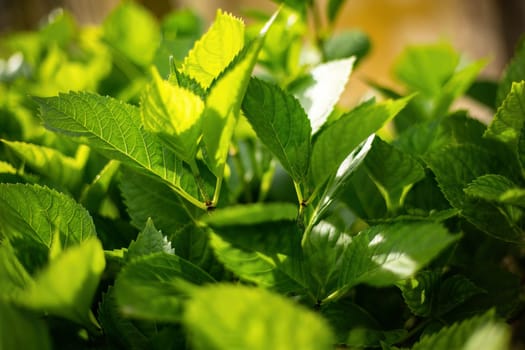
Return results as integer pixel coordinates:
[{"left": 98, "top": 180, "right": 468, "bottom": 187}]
[
  {"left": 142, "top": 68, "right": 205, "bottom": 163},
  {"left": 182, "top": 10, "right": 244, "bottom": 89},
  {"left": 20, "top": 237, "right": 105, "bottom": 329}
]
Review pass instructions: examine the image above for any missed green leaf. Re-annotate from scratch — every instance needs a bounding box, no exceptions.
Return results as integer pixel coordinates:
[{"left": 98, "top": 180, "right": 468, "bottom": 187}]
[
  {"left": 425, "top": 144, "right": 524, "bottom": 242},
  {"left": 210, "top": 233, "right": 305, "bottom": 294},
  {"left": 242, "top": 77, "right": 311, "bottom": 182},
  {"left": 103, "top": 2, "right": 160, "bottom": 66},
  {"left": 293, "top": 58, "right": 355, "bottom": 134},
  {"left": 0, "top": 302, "right": 51, "bottom": 350},
  {"left": 35, "top": 92, "right": 204, "bottom": 208},
  {"left": 411, "top": 310, "right": 510, "bottom": 350},
  {"left": 323, "top": 30, "right": 370, "bottom": 63},
  {"left": 1, "top": 140, "right": 86, "bottom": 190},
  {"left": 203, "top": 202, "right": 298, "bottom": 226},
  {"left": 335, "top": 221, "right": 457, "bottom": 296},
  {"left": 394, "top": 42, "right": 459, "bottom": 97},
  {"left": 497, "top": 37, "right": 525, "bottom": 106},
  {"left": 464, "top": 174, "right": 525, "bottom": 207},
  {"left": 485, "top": 81, "right": 525, "bottom": 150},
  {"left": 202, "top": 31, "right": 267, "bottom": 177},
  {"left": 20, "top": 237, "right": 105, "bottom": 329},
  {"left": 141, "top": 68, "right": 204, "bottom": 163},
  {"left": 364, "top": 137, "right": 425, "bottom": 212},
  {"left": 310, "top": 96, "right": 410, "bottom": 187},
  {"left": 0, "top": 183, "right": 96, "bottom": 250},
  {"left": 182, "top": 10, "right": 244, "bottom": 89},
  {"left": 183, "top": 284, "right": 335, "bottom": 350},
  {"left": 114, "top": 253, "right": 215, "bottom": 321},
  {"left": 127, "top": 219, "right": 174, "bottom": 261}
]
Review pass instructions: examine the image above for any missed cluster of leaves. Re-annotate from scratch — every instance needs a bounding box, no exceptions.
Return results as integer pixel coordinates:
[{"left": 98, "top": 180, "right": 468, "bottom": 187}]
[{"left": 0, "top": 1, "right": 524, "bottom": 349}]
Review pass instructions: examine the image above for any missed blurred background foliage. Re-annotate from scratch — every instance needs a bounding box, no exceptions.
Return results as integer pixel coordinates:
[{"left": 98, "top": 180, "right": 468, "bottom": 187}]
[{"left": 1, "top": 0, "right": 524, "bottom": 107}]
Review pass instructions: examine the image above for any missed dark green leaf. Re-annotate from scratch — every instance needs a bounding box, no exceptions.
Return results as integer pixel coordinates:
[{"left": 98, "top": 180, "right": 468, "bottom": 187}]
[
  {"left": 183, "top": 284, "right": 335, "bottom": 350},
  {"left": 114, "top": 253, "right": 215, "bottom": 321},
  {"left": 310, "top": 96, "right": 410, "bottom": 187},
  {"left": 321, "top": 298, "right": 406, "bottom": 346},
  {"left": 425, "top": 144, "right": 524, "bottom": 242},
  {"left": 120, "top": 169, "right": 193, "bottom": 232},
  {"left": 466, "top": 79, "right": 497, "bottom": 109},
  {"left": 242, "top": 77, "right": 311, "bottom": 182}
]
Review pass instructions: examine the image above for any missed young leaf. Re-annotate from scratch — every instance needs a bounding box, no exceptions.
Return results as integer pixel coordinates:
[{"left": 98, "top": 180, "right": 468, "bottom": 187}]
[
  {"left": 114, "top": 252, "right": 215, "bottom": 322},
  {"left": 293, "top": 58, "right": 355, "bottom": 134},
  {"left": 310, "top": 96, "right": 410, "bottom": 187},
  {"left": 181, "top": 10, "right": 244, "bottom": 89},
  {"left": 1, "top": 140, "right": 85, "bottom": 190},
  {"left": 497, "top": 37, "right": 525, "bottom": 107},
  {"left": 202, "top": 32, "right": 267, "bottom": 177},
  {"left": 0, "top": 183, "right": 96, "bottom": 250},
  {"left": 183, "top": 284, "right": 335, "bottom": 350},
  {"left": 485, "top": 80, "right": 525, "bottom": 150},
  {"left": 335, "top": 221, "right": 457, "bottom": 296},
  {"left": 126, "top": 218, "right": 174, "bottom": 262},
  {"left": 411, "top": 310, "right": 510, "bottom": 350},
  {"left": 364, "top": 137, "right": 425, "bottom": 212},
  {"left": 0, "top": 302, "right": 52, "bottom": 350},
  {"left": 210, "top": 233, "right": 306, "bottom": 294},
  {"left": 35, "top": 92, "right": 204, "bottom": 208},
  {"left": 141, "top": 68, "right": 204, "bottom": 163},
  {"left": 242, "top": 77, "right": 311, "bottom": 182},
  {"left": 19, "top": 237, "right": 105, "bottom": 330}
]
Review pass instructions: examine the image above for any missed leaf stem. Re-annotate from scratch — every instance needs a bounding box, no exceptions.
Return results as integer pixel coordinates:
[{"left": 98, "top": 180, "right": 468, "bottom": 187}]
[{"left": 211, "top": 176, "right": 223, "bottom": 209}]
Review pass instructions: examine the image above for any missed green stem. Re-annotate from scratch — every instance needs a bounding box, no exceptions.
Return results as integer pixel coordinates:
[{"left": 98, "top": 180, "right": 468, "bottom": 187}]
[
  {"left": 168, "top": 182, "right": 207, "bottom": 211},
  {"left": 211, "top": 176, "right": 223, "bottom": 209}
]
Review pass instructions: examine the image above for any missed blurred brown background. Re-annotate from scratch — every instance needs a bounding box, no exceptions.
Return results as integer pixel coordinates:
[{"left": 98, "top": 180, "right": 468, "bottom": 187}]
[{"left": 1, "top": 0, "right": 524, "bottom": 103}]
